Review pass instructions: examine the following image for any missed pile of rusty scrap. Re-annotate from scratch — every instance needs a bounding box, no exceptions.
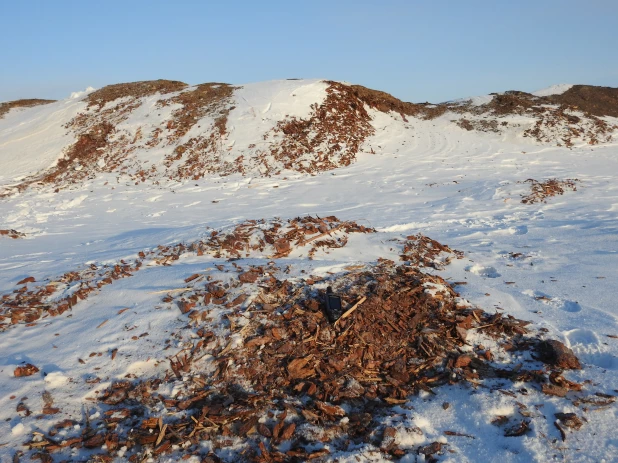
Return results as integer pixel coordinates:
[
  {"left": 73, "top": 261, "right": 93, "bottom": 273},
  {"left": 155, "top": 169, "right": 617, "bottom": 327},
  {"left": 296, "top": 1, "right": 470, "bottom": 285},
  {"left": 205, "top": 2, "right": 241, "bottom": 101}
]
[{"left": 24, "top": 251, "right": 593, "bottom": 462}]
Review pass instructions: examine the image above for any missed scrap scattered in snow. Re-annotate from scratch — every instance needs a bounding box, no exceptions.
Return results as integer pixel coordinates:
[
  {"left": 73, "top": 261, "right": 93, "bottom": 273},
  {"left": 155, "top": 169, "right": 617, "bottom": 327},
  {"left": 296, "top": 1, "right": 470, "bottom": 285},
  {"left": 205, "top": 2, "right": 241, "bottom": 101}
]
[{"left": 1, "top": 78, "right": 617, "bottom": 463}]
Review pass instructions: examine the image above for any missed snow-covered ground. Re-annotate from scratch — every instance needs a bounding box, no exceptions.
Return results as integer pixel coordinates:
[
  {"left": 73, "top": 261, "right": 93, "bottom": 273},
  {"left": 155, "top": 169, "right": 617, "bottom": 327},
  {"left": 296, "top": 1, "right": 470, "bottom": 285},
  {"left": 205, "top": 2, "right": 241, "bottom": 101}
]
[{"left": 1, "top": 80, "right": 617, "bottom": 462}]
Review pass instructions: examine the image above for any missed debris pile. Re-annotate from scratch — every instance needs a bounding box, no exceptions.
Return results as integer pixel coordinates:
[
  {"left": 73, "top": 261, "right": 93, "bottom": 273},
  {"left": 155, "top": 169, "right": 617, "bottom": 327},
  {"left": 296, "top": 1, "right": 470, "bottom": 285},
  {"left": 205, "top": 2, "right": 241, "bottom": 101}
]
[
  {"left": 400, "top": 234, "right": 463, "bottom": 269},
  {"left": 0, "top": 216, "right": 372, "bottom": 330},
  {"left": 14, "top": 363, "right": 39, "bottom": 377},
  {"left": 205, "top": 215, "right": 374, "bottom": 259},
  {"left": 520, "top": 178, "right": 578, "bottom": 204},
  {"left": 547, "top": 85, "right": 618, "bottom": 118},
  {"left": 23, "top": 247, "right": 593, "bottom": 461}
]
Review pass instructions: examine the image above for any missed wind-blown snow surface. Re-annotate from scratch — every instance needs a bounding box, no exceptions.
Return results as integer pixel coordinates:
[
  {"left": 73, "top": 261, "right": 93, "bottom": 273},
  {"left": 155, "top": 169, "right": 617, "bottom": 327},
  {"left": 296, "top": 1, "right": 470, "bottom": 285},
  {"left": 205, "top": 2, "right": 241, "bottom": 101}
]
[
  {"left": 1, "top": 80, "right": 618, "bottom": 462},
  {"left": 532, "top": 84, "right": 574, "bottom": 97}
]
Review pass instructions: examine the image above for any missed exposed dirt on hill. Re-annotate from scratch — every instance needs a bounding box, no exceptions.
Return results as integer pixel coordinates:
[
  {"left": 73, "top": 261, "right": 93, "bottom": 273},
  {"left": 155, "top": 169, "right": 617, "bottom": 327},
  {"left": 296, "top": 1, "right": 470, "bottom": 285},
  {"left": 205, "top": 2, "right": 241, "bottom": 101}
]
[
  {"left": 85, "top": 80, "right": 188, "bottom": 109},
  {"left": 161, "top": 83, "right": 237, "bottom": 180},
  {"left": 0, "top": 98, "right": 56, "bottom": 119},
  {"left": 262, "top": 82, "right": 375, "bottom": 174},
  {"left": 2, "top": 80, "right": 617, "bottom": 197},
  {"left": 450, "top": 88, "right": 617, "bottom": 146},
  {"left": 345, "top": 84, "right": 448, "bottom": 121},
  {"left": 479, "top": 91, "right": 541, "bottom": 117},
  {"left": 549, "top": 85, "right": 618, "bottom": 118},
  {"left": 257, "top": 82, "right": 450, "bottom": 176}
]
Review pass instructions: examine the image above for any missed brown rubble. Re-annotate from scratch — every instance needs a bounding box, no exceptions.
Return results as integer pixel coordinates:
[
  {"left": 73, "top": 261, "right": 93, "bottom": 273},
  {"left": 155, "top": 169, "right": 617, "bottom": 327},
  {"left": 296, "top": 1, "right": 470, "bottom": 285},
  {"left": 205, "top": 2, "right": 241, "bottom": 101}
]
[
  {"left": 450, "top": 87, "right": 617, "bottom": 146},
  {"left": 521, "top": 178, "right": 578, "bottom": 204},
  {"left": 11, "top": 218, "right": 591, "bottom": 461},
  {"left": 0, "top": 216, "right": 371, "bottom": 330},
  {"left": 400, "top": 234, "right": 463, "bottom": 268},
  {"left": 161, "top": 82, "right": 237, "bottom": 180},
  {"left": 28, "top": 253, "right": 557, "bottom": 461}
]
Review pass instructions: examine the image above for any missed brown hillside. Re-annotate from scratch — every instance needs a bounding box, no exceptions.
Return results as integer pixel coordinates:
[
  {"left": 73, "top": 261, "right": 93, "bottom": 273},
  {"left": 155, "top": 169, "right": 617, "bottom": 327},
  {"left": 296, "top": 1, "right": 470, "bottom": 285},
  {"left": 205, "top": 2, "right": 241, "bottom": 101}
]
[
  {"left": 548, "top": 85, "right": 618, "bottom": 118},
  {"left": 85, "top": 79, "right": 188, "bottom": 108}
]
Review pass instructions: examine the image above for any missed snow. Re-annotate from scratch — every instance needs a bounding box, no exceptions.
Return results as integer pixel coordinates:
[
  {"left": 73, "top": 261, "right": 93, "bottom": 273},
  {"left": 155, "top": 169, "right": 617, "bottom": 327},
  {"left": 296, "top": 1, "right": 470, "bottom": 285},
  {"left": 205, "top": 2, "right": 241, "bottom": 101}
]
[
  {"left": 69, "top": 86, "right": 96, "bottom": 99},
  {"left": 0, "top": 97, "right": 87, "bottom": 186},
  {"left": 1, "top": 79, "right": 618, "bottom": 462},
  {"left": 532, "top": 83, "right": 574, "bottom": 96},
  {"left": 445, "top": 94, "right": 495, "bottom": 106}
]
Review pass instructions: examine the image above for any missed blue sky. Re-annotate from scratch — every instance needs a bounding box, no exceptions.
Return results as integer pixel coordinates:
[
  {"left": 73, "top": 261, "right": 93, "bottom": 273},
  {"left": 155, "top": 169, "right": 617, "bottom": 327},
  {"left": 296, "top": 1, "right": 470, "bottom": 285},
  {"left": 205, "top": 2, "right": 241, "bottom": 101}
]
[{"left": 1, "top": 0, "right": 617, "bottom": 103}]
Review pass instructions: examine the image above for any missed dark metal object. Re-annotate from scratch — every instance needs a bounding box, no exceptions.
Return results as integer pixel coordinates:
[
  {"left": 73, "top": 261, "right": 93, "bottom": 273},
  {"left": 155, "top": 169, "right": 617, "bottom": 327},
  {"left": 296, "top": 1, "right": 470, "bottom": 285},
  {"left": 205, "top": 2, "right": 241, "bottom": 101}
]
[{"left": 325, "top": 286, "right": 343, "bottom": 323}]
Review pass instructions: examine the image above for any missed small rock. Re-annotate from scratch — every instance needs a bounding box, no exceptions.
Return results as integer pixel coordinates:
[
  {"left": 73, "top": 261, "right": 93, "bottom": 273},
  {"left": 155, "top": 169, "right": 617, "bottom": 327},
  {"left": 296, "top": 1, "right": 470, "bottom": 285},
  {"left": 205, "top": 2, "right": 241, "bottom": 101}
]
[
  {"left": 380, "top": 426, "right": 398, "bottom": 452},
  {"left": 17, "top": 276, "right": 36, "bottom": 285},
  {"left": 418, "top": 441, "right": 443, "bottom": 456},
  {"left": 537, "top": 340, "right": 581, "bottom": 370},
  {"left": 239, "top": 271, "right": 259, "bottom": 283}
]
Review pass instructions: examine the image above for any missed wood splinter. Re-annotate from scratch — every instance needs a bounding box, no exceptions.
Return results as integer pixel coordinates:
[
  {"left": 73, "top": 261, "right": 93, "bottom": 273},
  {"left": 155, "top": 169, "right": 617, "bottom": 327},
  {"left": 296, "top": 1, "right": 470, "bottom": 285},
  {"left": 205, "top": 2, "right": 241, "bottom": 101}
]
[{"left": 335, "top": 296, "right": 367, "bottom": 325}]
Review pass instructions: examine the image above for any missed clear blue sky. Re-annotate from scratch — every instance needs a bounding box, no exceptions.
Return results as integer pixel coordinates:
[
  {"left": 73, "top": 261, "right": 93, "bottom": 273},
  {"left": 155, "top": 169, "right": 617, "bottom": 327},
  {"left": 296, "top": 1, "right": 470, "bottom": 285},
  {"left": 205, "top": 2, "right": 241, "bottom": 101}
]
[{"left": 1, "top": 0, "right": 617, "bottom": 103}]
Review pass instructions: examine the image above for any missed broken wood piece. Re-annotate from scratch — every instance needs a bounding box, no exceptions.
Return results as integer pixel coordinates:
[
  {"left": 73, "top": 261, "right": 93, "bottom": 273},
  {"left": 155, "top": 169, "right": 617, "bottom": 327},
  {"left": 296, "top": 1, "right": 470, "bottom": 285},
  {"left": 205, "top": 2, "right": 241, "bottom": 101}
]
[
  {"left": 155, "top": 423, "right": 167, "bottom": 446},
  {"left": 335, "top": 296, "right": 367, "bottom": 325}
]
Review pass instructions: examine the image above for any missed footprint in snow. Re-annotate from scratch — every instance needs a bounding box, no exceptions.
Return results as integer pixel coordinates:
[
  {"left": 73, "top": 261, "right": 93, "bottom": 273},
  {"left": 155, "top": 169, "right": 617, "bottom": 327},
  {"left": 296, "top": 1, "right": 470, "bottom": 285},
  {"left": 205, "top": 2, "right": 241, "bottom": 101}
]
[
  {"left": 523, "top": 290, "right": 582, "bottom": 313},
  {"left": 561, "top": 300, "right": 582, "bottom": 312},
  {"left": 565, "top": 328, "right": 599, "bottom": 346},
  {"left": 565, "top": 328, "right": 618, "bottom": 370},
  {"left": 508, "top": 225, "right": 528, "bottom": 235}
]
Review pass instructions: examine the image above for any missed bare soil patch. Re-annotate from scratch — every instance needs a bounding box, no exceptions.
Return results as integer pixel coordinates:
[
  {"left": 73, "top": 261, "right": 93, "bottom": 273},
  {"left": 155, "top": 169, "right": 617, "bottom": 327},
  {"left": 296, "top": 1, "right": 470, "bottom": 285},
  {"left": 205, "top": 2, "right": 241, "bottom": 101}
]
[
  {"left": 262, "top": 81, "right": 375, "bottom": 175},
  {"left": 455, "top": 118, "right": 502, "bottom": 133},
  {"left": 261, "top": 81, "right": 450, "bottom": 176}
]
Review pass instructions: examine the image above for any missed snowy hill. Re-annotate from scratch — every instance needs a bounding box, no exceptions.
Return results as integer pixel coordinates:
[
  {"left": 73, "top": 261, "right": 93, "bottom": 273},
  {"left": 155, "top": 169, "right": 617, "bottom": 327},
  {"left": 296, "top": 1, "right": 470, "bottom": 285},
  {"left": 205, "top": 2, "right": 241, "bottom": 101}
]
[
  {"left": 1, "top": 79, "right": 617, "bottom": 193},
  {"left": 1, "top": 79, "right": 618, "bottom": 463}
]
